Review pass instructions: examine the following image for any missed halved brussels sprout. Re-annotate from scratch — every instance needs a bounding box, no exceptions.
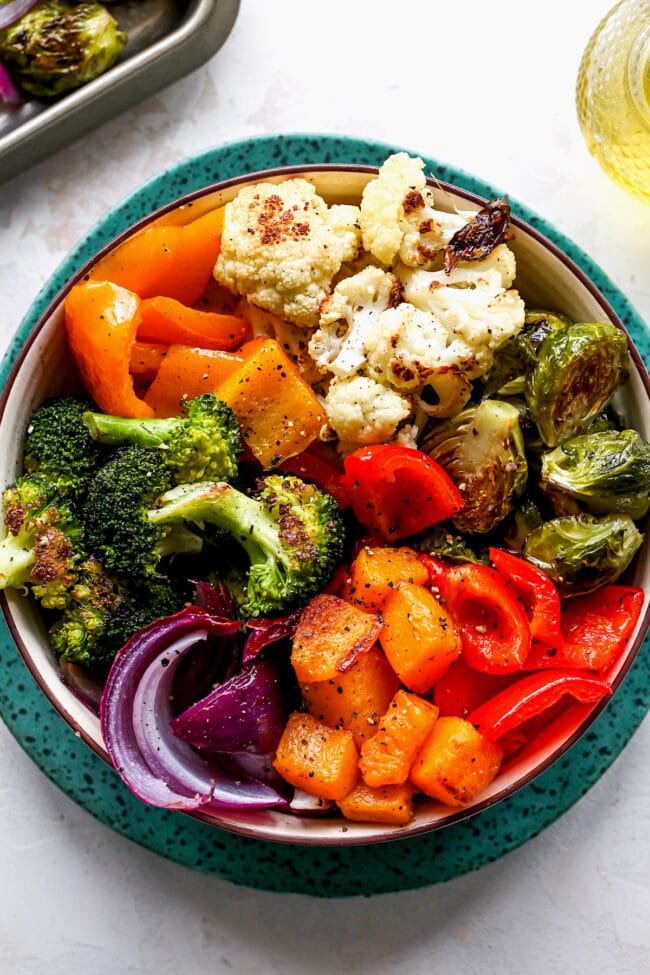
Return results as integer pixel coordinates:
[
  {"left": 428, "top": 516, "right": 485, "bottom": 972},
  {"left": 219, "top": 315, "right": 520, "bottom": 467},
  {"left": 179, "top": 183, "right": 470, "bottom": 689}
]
[
  {"left": 502, "top": 495, "right": 544, "bottom": 553},
  {"left": 481, "top": 309, "right": 571, "bottom": 398},
  {"left": 525, "top": 322, "right": 629, "bottom": 448},
  {"left": 416, "top": 524, "right": 489, "bottom": 564},
  {"left": 421, "top": 399, "right": 528, "bottom": 534},
  {"left": 0, "top": 0, "right": 127, "bottom": 99},
  {"left": 541, "top": 429, "right": 650, "bottom": 520},
  {"left": 522, "top": 512, "right": 643, "bottom": 598}
]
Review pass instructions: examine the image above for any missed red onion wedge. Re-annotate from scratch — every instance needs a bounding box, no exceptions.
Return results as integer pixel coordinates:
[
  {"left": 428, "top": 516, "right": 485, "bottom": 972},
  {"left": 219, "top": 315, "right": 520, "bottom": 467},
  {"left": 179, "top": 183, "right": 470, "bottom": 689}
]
[
  {"left": 171, "top": 656, "right": 292, "bottom": 755},
  {"left": 242, "top": 610, "right": 301, "bottom": 664},
  {"left": 0, "top": 61, "right": 23, "bottom": 104},
  {"left": 100, "top": 608, "right": 288, "bottom": 811},
  {"left": 0, "top": 0, "right": 37, "bottom": 30}
]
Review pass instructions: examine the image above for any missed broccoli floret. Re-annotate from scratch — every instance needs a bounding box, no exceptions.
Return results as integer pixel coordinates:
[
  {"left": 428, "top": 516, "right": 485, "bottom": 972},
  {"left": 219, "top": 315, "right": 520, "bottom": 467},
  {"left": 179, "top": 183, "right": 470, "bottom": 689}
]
[
  {"left": 0, "top": 474, "right": 86, "bottom": 610},
  {"left": 23, "top": 396, "right": 112, "bottom": 499},
  {"left": 147, "top": 474, "right": 346, "bottom": 617},
  {"left": 82, "top": 394, "right": 242, "bottom": 485},
  {"left": 50, "top": 571, "right": 191, "bottom": 671},
  {"left": 48, "top": 555, "right": 124, "bottom": 666},
  {"left": 82, "top": 446, "right": 204, "bottom": 578}
]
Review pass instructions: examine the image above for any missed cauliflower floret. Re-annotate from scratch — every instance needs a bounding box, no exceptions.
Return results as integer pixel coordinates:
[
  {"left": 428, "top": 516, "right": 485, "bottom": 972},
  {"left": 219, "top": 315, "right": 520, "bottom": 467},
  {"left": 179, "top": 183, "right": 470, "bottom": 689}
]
[
  {"left": 400, "top": 255, "right": 526, "bottom": 380},
  {"left": 325, "top": 375, "right": 411, "bottom": 445},
  {"left": 438, "top": 243, "right": 517, "bottom": 290},
  {"left": 214, "top": 179, "right": 362, "bottom": 328},
  {"left": 363, "top": 302, "right": 474, "bottom": 419},
  {"left": 359, "top": 152, "right": 468, "bottom": 269},
  {"left": 308, "top": 266, "right": 401, "bottom": 378}
]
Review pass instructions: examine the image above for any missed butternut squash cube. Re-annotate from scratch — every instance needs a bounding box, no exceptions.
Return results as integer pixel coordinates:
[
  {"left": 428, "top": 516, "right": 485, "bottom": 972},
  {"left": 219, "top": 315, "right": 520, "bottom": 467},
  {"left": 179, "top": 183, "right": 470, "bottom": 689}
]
[
  {"left": 291, "top": 593, "right": 382, "bottom": 683},
  {"left": 272, "top": 712, "right": 359, "bottom": 800},
  {"left": 300, "top": 646, "right": 400, "bottom": 748},
  {"left": 410, "top": 715, "right": 503, "bottom": 808},
  {"left": 379, "top": 582, "right": 461, "bottom": 693},
  {"left": 347, "top": 545, "right": 429, "bottom": 612},
  {"left": 337, "top": 780, "right": 415, "bottom": 826},
  {"left": 359, "top": 690, "right": 439, "bottom": 787}
]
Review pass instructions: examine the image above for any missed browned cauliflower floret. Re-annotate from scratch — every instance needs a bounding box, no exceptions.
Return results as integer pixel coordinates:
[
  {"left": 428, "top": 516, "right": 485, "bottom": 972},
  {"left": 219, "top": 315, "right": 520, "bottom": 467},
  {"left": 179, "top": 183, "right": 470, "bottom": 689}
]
[
  {"left": 214, "top": 178, "right": 361, "bottom": 328},
  {"left": 359, "top": 153, "right": 468, "bottom": 269}
]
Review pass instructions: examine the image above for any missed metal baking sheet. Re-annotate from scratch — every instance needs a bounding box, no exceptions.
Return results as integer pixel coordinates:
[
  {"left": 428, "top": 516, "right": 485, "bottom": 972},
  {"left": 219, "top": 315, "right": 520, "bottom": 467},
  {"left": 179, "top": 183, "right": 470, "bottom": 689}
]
[{"left": 0, "top": 0, "right": 239, "bottom": 186}]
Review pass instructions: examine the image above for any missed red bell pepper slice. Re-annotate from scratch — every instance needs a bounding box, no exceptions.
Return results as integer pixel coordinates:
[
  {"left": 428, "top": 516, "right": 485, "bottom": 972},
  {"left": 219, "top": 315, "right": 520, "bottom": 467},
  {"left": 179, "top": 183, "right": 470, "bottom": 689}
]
[
  {"left": 433, "top": 656, "right": 517, "bottom": 718},
  {"left": 434, "top": 563, "right": 532, "bottom": 674},
  {"left": 489, "top": 547, "right": 563, "bottom": 646},
  {"left": 342, "top": 444, "right": 464, "bottom": 541},
  {"left": 468, "top": 669, "right": 612, "bottom": 741},
  {"left": 524, "top": 585, "right": 645, "bottom": 672},
  {"left": 278, "top": 445, "right": 349, "bottom": 510}
]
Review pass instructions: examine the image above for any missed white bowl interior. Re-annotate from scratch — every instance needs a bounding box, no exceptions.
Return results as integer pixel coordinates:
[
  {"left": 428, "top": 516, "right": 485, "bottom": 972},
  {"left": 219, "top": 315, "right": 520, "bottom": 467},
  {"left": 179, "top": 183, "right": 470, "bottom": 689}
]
[{"left": 2, "top": 168, "right": 649, "bottom": 845}]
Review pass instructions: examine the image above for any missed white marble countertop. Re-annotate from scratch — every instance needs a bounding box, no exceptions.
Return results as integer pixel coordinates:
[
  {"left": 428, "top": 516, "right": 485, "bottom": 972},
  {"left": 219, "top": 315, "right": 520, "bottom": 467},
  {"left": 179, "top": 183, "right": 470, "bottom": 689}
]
[{"left": 1, "top": 1, "right": 650, "bottom": 971}]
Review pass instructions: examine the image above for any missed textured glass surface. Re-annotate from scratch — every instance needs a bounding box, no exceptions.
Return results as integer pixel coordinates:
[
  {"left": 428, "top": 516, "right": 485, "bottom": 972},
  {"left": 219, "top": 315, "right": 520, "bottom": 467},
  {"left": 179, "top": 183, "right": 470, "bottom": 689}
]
[{"left": 576, "top": 0, "right": 650, "bottom": 202}]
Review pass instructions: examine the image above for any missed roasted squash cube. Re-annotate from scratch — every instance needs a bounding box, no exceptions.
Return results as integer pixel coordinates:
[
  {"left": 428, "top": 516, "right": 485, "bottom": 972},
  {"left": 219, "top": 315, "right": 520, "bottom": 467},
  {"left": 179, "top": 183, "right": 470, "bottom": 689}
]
[
  {"left": 300, "top": 645, "right": 400, "bottom": 747},
  {"left": 347, "top": 545, "right": 429, "bottom": 612},
  {"left": 273, "top": 711, "right": 359, "bottom": 800},
  {"left": 410, "top": 715, "right": 503, "bottom": 808},
  {"left": 291, "top": 593, "right": 382, "bottom": 683},
  {"left": 337, "top": 780, "right": 415, "bottom": 826},
  {"left": 359, "top": 689, "right": 439, "bottom": 787},
  {"left": 379, "top": 582, "right": 461, "bottom": 693}
]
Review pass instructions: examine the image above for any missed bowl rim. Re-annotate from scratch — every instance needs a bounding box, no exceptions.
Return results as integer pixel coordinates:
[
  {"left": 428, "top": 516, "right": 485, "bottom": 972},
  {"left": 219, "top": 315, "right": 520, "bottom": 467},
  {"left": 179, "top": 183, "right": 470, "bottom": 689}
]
[{"left": 1, "top": 161, "right": 649, "bottom": 847}]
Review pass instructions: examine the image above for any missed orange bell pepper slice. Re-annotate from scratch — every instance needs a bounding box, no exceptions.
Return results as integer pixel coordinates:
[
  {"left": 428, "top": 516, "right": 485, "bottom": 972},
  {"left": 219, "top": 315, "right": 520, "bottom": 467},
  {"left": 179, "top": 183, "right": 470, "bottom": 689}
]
[
  {"left": 215, "top": 337, "right": 326, "bottom": 469},
  {"left": 137, "top": 296, "right": 251, "bottom": 350},
  {"left": 89, "top": 206, "right": 224, "bottom": 306},
  {"left": 143, "top": 344, "right": 245, "bottom": 417},
  {"left": 129, "top": 341, "right": 167, "bottom": 380},
  {"left": 65, "top": 280, "right": 153, "bottom": 418}
]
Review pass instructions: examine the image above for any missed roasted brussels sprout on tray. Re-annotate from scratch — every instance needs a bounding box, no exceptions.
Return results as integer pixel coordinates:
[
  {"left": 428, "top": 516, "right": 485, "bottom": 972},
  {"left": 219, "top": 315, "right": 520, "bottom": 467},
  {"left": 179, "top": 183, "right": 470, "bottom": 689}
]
[{"left": 0, "top": 0, "right": 126, "bottom": 102}]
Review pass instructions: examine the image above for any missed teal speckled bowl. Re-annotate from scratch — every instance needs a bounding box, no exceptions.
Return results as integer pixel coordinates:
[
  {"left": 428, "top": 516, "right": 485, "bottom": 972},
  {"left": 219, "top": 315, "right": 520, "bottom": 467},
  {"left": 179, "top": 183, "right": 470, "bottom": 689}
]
[{"left": 0, "top": 135, "right": 649, "bottom": 895}]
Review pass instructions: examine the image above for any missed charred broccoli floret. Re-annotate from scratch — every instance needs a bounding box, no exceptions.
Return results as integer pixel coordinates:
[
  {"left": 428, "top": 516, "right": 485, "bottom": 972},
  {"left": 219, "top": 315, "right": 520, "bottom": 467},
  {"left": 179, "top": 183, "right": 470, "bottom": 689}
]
[
  {"left": 147, "top": 474, "right": 346, "bottom": 617},
  {"left": 23, "top": 396, "right": 112, "bottom": 499},
  {"left": 82, "top": 446, "right": 204, "bottom": 578},
  {"left": 48, "top": 555, "right": 123, "bottom": 666},
  {"left": 82, "top": 394, "right": 241, "bottom": 485},
  {"left": 50, "top": 571, "right": 190, "bottom": 670},
  {"left": 0, "top": 474, "right": 86, "bottom": 609}
]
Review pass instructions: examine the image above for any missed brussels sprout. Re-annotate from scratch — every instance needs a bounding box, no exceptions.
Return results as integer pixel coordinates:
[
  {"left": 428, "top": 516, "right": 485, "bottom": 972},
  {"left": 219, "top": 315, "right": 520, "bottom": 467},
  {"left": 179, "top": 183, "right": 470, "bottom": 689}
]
[
  {"left": 481, "top": 309, "right": 570, "bottom": 398},
  {"left": 541, "top": 429, "right": 650, "bottom": 520},
  {"left": 525, "top": 322, "right": 629, "bottom": 448},
  {"left": 502, "top": 495, "right": 544, "bottom": 553},
  {"left": 522, "top": 512, "right": 643, "bottom": 598},
  {"left": 0, "top": 0, "right": 127, "bottom": 99},
  {"left": 421, "top": 399, "right": 528, "bottom": 534},
  {"left": 416, "top": 524, "right": 489, "bottom": 564}
]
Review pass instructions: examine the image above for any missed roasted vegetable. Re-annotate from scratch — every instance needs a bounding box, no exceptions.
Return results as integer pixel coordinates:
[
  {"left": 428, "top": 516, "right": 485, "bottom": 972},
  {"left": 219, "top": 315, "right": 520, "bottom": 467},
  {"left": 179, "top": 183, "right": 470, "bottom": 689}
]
[
  {"left": 23, "top": 396, "right": 112, "bottom": 499},
  {"left": 82, "top": 394, "right": 242, "bottom": 486},
  {"left": 421, "top": 399, "right": 528, "bottom": 534},
  {"left": 82, "top": 446, "right": 204, "bottom": 579},
  {"left": 525, "top": 322, "right": 629, "bottom": 447},
  {"left": 146, "top": 474, "right": 346, "bottom": 617},
  {"left": 0, "top": 474, "right": 86, "bottom": 608},
  {"left": 481, "top": 308, "right": 570, "bottom": 398},
  {"left": 0, "top": 0, "right": 126, "bottom": 99},
  {"left": 522, "top": 512, "right": 643, "bottom": 598},
  {"left": 540, "top": 429, "right": 650, "bottom": 520}
]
